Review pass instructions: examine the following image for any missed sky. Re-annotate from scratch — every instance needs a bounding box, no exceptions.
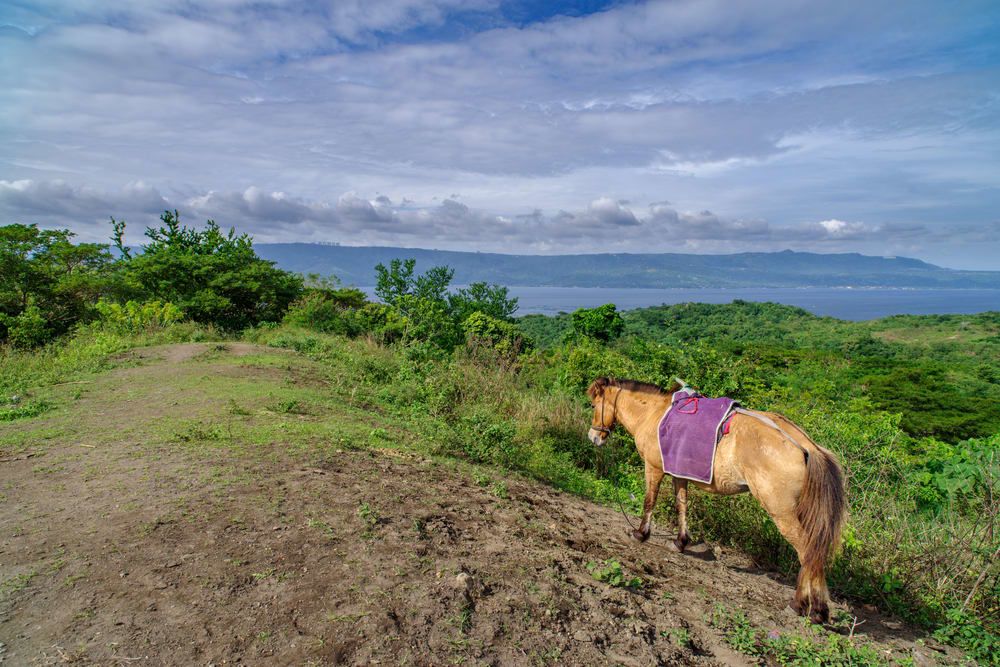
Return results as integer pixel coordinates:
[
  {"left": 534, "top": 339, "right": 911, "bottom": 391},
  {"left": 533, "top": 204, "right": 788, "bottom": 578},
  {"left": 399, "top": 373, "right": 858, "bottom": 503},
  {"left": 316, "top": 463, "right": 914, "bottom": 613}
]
[{"left": 2, "top": 1, "right": 999, "bottom": 269}]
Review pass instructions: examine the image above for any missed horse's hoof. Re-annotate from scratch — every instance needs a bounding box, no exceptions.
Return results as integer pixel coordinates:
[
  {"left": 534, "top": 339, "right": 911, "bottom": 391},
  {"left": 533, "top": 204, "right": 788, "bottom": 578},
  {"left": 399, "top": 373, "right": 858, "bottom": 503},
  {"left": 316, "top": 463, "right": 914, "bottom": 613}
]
[
  {"left": 790, "top": 598, "right": 808, "bottom": 617},
  {"left": 809, "top": 605, "right": 830, "bottom": 625},
  {"left": 630, "top": 528, "right": 650, "bottom": 542},
  {"left": 672, "top": 535, "right": 689, "bottom": 553}
]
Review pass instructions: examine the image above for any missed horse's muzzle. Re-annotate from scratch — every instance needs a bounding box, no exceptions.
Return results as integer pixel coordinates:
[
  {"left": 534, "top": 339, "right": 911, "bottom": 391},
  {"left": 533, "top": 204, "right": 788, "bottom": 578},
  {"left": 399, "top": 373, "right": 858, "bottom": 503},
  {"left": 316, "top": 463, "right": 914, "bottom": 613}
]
[{"left": 588, "top": 428, "right": 607, "bottom": 447}]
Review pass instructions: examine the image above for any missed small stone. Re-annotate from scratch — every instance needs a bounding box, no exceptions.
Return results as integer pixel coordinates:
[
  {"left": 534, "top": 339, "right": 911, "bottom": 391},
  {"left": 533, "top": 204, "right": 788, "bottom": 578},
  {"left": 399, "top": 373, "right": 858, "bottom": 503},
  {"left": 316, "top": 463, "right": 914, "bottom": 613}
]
[
  {"left": 911, "top": 648, "right": 936, "bottom": 667},
  {"left": 453, "top": 572, "right": 473, "bottom": 591},
  {"left": 573, "top": 630, "right": 592, "bottom": 642}
]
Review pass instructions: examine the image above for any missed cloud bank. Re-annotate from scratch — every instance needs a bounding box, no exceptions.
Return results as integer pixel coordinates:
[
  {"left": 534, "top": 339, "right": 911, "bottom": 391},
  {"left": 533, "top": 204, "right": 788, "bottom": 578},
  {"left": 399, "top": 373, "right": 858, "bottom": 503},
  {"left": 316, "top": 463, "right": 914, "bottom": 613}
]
[{"left": 1, "top": 0, "right": 998, "bottom": 267}]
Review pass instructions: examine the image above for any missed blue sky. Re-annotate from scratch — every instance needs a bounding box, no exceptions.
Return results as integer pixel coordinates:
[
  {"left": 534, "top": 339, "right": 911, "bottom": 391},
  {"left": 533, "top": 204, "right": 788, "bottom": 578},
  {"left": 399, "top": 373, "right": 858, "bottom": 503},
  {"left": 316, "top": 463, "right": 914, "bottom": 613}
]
[{"left": 1, "top": 0, "right": 999, "bottom": 268}]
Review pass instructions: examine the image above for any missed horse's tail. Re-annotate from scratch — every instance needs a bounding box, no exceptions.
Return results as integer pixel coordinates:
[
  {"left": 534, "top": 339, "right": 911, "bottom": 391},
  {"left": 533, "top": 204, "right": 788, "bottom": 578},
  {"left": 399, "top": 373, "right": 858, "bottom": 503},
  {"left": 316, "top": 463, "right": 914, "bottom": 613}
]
[{"left": 795, "top": 441, "right": 847, "bottom": 577}]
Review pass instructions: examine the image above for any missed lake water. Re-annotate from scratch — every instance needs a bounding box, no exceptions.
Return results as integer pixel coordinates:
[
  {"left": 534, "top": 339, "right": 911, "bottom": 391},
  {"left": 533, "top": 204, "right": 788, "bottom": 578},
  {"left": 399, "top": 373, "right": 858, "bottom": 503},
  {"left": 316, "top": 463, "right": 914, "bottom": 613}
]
[{"left": 500, "top": 287, "right": 1000, "bottom": 320}]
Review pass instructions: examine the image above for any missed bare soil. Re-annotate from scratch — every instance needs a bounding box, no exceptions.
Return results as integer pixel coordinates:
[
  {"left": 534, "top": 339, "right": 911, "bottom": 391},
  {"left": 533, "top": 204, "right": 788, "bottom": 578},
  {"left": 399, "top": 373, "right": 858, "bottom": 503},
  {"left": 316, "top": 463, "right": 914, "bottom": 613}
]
[{"left": 0, "top": 344, "right": 953, "bottom": 665}]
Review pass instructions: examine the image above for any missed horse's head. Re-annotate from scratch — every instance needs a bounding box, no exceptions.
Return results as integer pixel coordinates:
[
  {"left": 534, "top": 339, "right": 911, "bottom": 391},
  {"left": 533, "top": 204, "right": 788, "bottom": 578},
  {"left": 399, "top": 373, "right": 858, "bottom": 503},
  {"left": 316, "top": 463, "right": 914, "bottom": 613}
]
[{"left": 586, "top": 376, "right": 619, "bottom": 446}]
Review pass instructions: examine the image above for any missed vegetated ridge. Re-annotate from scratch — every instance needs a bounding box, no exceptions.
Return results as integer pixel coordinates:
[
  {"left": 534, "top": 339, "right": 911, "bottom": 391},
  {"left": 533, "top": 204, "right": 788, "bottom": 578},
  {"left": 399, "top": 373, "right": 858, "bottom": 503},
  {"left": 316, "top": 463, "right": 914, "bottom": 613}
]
[{"left": 255, "top": 244, "right": 1000, "bottom": 288}]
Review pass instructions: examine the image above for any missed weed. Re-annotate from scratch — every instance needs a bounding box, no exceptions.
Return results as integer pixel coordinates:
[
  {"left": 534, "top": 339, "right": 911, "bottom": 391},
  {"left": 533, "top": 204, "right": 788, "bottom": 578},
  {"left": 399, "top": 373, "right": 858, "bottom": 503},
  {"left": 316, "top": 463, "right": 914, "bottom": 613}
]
[
  {"left": 473, "top": 472, "right": 491, "bottom": 487},
  {"left": 272, "top": 398, "right": 307, "bottom": 414},
  {"left": 585, "top": 559, "right": 643, "bottom": 590},
  {"left": 358, "top": 502, "right": 382, "bottom": 538},
  {"left": 306, "top": 517, "right": 336, "bottom": 538},
  {"left": 0, "top": 399, "right": 52, "bottom": 422},
  {"left": 660, "top": 627, "right": 692, "bottom": 648},
  {"left": 73, "top": 608, "right": 96, "bottom": 621},
  {"left": 1, "top": 570, "right": 37, "bottom": 601},
  {"left": 710, "top": 604, "right": 889, "bottom": 665},
  {"left": 63, "top": 572, "right": 87, "bottom": 588},
  {"left": 251, "top": 568, "right": 276, "bottom": 580},
  {"left": 490, "top": 480, "right": 508, "bottom": 499},
  {"left": 174, "top": 421, "right": 224, "bottom": 443}
]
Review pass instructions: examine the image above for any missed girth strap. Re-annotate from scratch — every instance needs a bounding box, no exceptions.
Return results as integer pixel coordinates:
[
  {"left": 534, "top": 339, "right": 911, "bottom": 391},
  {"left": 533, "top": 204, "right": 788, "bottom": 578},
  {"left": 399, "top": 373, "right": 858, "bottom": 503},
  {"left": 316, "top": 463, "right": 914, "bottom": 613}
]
[{"left": 732, "top": 408, "right": 810, "bottom": 461}]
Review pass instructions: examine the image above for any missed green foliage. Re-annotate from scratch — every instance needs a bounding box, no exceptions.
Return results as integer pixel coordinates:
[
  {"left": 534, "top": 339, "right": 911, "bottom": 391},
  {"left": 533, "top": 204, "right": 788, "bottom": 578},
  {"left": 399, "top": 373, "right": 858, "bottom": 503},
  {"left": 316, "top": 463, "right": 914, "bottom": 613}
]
[
  {"left": 1, "top": 302, "right": 50, "bottom": 349},
  {"left": 586, "top": 559, "right": 643, "bottom": 590},
  {"left": 0, "top": 398, "right": 52, "bottom": 422},
  {"left": 373, "top": 258, "right": 518, "bottom": 351},
  {"left": 710, "top": 605, "right": 890, "bottom": 665},
  {"left": 449, "top": 282, "right": 519, "bottom": 322},
  {"left": 569, "top": 303, "right": 624, "bottom": 342},
  {"left": 463, "top": 311, "right": 529, "bottom": 360},
  {"left": 1, "top": 223, "right": 116, "bottom": 346},
  {"left": 118, "top": 210, "right": 302, "bottom": 330},
  {"left": 94, "top": 299, "right": 183, "bottom": 335},
  {"left": 282, "top": 276, "right": 368, "bottom": 336},
  {"left": 933, "top": 607, "right": 1000, "bottom": 665}
]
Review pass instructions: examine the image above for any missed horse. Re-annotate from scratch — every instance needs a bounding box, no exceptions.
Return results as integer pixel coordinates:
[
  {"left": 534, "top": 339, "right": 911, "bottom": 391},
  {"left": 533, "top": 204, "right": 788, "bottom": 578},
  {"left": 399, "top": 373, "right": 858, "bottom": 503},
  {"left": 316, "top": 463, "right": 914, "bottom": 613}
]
[{"left": 586, "top": 377, "right": 847, "bottom": 623}]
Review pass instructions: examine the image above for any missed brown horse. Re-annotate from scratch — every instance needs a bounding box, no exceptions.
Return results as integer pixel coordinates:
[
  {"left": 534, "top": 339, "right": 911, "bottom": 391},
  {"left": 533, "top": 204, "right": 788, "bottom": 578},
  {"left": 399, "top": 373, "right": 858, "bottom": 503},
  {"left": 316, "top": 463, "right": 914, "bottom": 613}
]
[{"left": 586, "top": 377, "right": 847, "bottom": 623}]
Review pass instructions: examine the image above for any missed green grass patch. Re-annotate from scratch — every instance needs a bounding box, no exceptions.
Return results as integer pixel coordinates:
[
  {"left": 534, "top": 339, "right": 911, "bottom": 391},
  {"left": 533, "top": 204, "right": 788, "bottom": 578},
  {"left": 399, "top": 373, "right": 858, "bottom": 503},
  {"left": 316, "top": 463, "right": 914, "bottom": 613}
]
[{"left": 710, "top": 605, "right": 893, "bottom": 666}]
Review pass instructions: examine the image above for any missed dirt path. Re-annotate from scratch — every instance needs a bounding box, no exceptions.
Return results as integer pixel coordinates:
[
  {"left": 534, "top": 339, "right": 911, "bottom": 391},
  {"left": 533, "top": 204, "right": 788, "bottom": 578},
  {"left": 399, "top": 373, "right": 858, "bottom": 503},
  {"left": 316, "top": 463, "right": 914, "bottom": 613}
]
[{"left": 0, "top": 344, "right": 954, "bottom": 665}]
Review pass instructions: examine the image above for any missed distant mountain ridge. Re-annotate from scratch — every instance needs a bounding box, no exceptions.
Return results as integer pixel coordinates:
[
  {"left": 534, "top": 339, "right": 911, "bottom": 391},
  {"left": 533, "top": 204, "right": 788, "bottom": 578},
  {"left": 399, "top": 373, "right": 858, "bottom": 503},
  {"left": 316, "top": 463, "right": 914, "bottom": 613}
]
[{"left": 254, "top": 244, "right": 1000, "bottom": 289}]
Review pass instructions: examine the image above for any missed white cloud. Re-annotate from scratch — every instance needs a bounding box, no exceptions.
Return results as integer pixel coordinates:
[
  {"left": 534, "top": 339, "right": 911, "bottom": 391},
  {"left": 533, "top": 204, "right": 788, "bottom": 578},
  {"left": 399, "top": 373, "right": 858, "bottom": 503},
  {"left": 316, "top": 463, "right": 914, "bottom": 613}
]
[{"left": 1, "top": 1, "right": 998, "bottom": 266}]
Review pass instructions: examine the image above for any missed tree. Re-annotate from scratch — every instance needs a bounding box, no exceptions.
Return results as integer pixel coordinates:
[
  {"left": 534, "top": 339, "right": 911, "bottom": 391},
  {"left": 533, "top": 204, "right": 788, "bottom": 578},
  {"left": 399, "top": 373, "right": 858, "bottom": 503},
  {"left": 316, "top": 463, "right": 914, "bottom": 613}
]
[
  {"left": 116, "top": 211, "right": 302, "bottom": 330},
  {"left": 570, "top": 303, "right": 625, "bottom": 342},
  {"left": 450, "top": 282, "right": 518, "bottom": 322},
  {"left": 373, "top": 259, "right": 516, "bottom": 350},
  {"left": 0, "top": 223, "right": 116, "bottom": 345}
]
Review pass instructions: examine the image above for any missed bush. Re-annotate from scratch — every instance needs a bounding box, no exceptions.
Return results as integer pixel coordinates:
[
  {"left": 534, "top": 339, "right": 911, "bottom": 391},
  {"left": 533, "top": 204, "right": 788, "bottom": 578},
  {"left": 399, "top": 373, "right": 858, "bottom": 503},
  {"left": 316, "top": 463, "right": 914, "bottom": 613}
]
[
  {"left": 283, "top": 286, "right": 368, "bottom": 336},
  {"left": 94, "top": 299, "right": 183, "bottom": 335},
  {"left": 463, "top": 311, "right": 530, "bottom": 362},
  {"left": 1, "top": 302, "right": 50, "bottom": 349}
]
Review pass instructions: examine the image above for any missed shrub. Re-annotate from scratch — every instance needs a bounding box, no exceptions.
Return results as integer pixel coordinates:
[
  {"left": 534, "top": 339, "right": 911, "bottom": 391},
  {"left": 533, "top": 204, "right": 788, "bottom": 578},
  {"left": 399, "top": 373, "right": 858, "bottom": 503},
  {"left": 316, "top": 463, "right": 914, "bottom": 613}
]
[
  {"left": 94, "top": 299, "right": 183, "bottom": 335},
  {"left": 1, "top": 302, "right": 50, "bottom": 349},
  {"left": 283, "top": 286, "right": 368, "bottom": 336},
  {"left": 463, "top": 311, "right": 530, "bottom": 362}
]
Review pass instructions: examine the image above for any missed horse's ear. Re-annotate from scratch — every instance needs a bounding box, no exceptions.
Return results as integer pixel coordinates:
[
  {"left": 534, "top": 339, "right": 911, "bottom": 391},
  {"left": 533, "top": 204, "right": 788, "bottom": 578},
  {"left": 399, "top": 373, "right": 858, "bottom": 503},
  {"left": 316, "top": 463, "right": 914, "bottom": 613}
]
[{"left": 587, "top": 376, "right": 609, "bottom": 399}]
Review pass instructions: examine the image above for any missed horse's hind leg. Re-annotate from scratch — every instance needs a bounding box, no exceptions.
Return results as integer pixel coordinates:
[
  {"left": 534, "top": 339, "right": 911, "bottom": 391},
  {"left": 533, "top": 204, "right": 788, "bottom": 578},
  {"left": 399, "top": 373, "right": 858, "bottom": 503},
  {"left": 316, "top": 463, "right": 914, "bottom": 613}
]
[
  {"left": 745, "top": 477, "right": 818, "bottom": 619},
  {"left": 632, "top": 462, "right": 664, "bottom": 542},
  {"left": 671, "top": 477, "right": 690, "bottom": 553}
]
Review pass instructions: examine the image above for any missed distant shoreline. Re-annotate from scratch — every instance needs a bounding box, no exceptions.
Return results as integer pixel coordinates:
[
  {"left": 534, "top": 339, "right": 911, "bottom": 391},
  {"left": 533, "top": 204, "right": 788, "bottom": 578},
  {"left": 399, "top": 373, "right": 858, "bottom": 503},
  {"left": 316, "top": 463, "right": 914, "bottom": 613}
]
[{"left": 358, "top": 285, "right": 1000, "bottom": 321}]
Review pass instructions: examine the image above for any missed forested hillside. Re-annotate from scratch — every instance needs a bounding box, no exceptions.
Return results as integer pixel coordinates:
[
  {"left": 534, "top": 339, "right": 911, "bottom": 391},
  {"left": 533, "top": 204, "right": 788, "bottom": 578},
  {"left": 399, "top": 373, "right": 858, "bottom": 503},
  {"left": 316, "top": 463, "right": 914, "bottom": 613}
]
[
  {"left": 3, "top": 215, "right": 997, "bottom": 664},
  {"left": 255, "top": 243, "right": 1000, "bottom": 289}
]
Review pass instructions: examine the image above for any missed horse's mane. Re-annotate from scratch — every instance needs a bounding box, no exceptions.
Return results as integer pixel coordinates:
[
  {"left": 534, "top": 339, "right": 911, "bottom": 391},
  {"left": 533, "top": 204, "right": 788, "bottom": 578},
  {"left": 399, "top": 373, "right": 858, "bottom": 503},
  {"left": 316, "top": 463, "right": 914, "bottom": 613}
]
[{"left": 586, "top": 376, "right": 681, "bottom": 399}]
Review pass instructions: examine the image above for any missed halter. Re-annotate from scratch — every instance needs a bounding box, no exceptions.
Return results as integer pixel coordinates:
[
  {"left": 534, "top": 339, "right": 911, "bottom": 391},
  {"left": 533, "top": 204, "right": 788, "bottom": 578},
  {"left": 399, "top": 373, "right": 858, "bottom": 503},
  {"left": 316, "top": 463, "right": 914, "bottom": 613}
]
[{"left": 592, "top": 385, "right": 622, "bottom": 436}]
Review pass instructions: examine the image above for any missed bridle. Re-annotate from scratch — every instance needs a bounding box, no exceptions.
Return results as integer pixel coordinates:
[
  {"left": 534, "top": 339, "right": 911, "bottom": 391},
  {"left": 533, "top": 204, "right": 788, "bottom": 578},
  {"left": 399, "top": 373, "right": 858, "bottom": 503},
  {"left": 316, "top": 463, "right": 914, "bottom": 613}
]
[
  {"left": 592, "top": 385, "right": 622, "bottom": 438},
  {"left": 590, "top": 384, "right": 642, "bottom": 534}
]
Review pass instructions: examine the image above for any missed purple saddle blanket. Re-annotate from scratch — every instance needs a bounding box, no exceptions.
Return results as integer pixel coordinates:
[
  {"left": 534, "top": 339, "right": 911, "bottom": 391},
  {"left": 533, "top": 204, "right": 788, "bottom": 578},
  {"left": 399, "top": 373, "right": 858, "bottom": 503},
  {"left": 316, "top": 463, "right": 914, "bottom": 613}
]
[{"left": 658, "top": 389, "right": 738, "bottom": 484}]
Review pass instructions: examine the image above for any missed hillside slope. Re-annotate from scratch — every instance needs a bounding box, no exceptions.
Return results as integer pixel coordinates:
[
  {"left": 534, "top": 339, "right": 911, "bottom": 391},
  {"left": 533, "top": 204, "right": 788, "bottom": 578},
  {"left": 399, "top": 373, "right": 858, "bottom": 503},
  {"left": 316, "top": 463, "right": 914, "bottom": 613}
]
[{"left": 0, "top": 344, "right": 958, "bottom": 665}]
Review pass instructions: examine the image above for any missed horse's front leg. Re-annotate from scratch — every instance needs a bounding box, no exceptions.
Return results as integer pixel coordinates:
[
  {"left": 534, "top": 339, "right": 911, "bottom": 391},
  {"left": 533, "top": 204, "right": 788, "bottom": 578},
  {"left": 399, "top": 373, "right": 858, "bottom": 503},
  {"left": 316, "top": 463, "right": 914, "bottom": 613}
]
[
  {"left": 632, "top": 461, "right": 664, "bottom": 542},
  {"left": 671, "top": 477, "right": 691, "bottom": 552}
]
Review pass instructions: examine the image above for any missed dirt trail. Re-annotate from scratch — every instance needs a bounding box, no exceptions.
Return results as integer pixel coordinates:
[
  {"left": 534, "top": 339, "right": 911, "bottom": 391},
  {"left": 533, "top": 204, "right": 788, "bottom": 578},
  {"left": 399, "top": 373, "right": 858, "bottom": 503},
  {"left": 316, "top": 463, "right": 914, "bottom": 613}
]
[{"left": 0, "top": 344, "right": 953, "bottom": 665}]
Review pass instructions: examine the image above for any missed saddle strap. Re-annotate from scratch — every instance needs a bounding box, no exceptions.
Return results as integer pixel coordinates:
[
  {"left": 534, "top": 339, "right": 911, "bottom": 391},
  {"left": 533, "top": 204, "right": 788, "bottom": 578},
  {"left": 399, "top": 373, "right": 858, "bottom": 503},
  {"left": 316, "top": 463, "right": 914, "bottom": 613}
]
[{"left": 732, "top": 408, "right": 810, "bottom": 461}]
